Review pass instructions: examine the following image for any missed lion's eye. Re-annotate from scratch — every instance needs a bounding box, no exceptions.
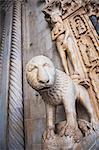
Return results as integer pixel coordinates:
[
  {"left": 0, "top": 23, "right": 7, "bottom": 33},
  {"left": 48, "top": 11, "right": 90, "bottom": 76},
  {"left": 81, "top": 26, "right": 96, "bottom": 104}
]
[
  {"left": 43, "top": 63, "right": 50, "bottom": 67},
  {"left": 28, "top": 65, "right": 37, "bottom": 72}
]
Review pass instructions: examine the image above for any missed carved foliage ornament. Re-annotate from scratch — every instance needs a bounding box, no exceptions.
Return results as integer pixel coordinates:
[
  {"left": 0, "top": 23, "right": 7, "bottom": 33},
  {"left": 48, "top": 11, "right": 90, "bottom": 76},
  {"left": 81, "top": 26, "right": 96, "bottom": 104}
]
[
  {"left": 43, "top": 0, "right": 99, "bottom": 23},
  {"left": 42, "top": 0, "right": 62, "bottom": 26}
]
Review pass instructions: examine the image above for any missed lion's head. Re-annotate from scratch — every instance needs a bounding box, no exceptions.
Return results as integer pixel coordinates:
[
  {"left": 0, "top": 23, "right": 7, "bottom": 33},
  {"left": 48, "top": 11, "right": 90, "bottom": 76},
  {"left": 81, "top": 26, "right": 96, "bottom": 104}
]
[{"left": 26, "top": 55, "right": 56, "bottom": 90}]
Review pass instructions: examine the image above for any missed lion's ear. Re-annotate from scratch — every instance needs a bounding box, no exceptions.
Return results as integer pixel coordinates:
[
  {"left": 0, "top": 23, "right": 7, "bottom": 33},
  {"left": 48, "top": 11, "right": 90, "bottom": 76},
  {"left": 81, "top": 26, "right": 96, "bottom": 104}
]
[{"left": 28, "top": 64, "right": 34, "bottom": 72}]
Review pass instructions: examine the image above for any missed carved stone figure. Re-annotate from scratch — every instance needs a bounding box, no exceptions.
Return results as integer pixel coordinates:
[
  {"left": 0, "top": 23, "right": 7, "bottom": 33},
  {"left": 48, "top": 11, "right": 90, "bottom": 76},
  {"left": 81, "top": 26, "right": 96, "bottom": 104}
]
[
  {"left": 56, "top": 33, "right": 69, "bottom": 74},
  {"left": 51, "top": 13, "right": 65, "bottom": 40},
  {"left": 74, "top": 15, "right": 87, "bottom": 37},
  {"left": 26, "top": 55, "right": 98, "bottom": 145},
  {"left": 56, "top": 29, "right": 80, "bottom": 75}
]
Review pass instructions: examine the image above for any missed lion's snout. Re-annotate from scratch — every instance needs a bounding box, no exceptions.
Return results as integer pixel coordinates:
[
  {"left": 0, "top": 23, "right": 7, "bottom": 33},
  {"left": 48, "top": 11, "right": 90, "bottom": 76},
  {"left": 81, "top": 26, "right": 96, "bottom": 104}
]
[{"left": 37, "top": 67, "right": 49, "bottom": 84}]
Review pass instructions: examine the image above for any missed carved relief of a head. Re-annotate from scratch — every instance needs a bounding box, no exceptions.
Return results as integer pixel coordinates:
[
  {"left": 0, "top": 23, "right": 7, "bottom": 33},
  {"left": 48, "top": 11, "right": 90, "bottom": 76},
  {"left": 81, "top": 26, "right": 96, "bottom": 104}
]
[
  {"left": 26, "top": 55, "right": 56, "bottom": 90},
  {"left": 51, "top": 12, "right": 62, "bottom": 24}
]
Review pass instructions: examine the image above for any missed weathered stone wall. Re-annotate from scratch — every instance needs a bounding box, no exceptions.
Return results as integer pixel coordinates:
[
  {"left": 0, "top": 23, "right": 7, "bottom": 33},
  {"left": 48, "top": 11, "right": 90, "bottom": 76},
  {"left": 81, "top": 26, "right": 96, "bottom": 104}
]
[{"left": 22, "top": 0, "right": 64, "bottom": 149}]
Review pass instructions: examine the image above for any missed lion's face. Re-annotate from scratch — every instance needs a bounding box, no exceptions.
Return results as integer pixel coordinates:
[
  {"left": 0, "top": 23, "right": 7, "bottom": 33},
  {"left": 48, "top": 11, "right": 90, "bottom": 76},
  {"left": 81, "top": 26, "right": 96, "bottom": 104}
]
[{"left": 26, "top": 55, "right": 56, "bottom": 90}]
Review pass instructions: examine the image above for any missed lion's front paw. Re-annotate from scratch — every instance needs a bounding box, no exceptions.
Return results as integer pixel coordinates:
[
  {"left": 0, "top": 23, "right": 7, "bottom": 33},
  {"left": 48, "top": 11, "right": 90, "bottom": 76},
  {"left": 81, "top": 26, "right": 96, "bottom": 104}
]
[
  {"left": 43, "top": 128, "right": 55, "bottom": 141},
  {"left": 59, "top": 123, "right": 82, "bottom": 142},
  {"left": 78, "top": 119, "right": 98, "bottom": 137},
  {"left": 65, "top": 124, "right": 82, "bottom": 142}
]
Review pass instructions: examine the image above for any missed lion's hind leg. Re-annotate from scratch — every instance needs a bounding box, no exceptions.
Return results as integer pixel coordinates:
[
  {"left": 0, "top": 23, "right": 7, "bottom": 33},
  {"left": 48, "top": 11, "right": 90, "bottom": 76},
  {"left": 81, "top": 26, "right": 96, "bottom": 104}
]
[
  {"left": 78, "top": 85, "right": 98, "bottom": 130},
  {"left": 60, "top": 92, "right": 82, "bottom": 142}
]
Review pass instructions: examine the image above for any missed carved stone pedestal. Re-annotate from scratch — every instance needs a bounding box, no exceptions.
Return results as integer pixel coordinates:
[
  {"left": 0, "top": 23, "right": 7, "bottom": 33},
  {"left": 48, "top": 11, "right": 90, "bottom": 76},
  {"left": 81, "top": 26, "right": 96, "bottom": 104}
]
[
  {"left": 42, "top": 130, "right": 99, "bottom": 150},
  {"left": 42, "top": 135, "right": 74, "bottom": 150},
  {"left": 42, "top": 120, "right": 99, "bottom": 150},
  {"left": 74, "top": 132, "right": 99, "bottom": 150}
]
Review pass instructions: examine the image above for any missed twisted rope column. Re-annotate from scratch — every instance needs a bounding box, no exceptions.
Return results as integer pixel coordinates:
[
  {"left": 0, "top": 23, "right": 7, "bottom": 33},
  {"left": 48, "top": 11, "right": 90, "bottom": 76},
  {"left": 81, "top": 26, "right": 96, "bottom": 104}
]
[
  {"left": 8, "top": 1, "right": 24, "bottom": 149},
  {"left": 0, "top": 26, "right": 5, "bottom": 93},
  {"left": 0, "top": 5, "right": 13, "bottom": 149}
]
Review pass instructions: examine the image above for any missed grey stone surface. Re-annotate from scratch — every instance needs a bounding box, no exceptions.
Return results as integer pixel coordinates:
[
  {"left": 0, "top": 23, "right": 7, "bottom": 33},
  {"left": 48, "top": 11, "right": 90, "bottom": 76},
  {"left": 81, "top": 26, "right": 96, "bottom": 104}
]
[
  {"left": 32, "top": 118, "right": 46, "bottom": 144},
  {"left": 33, "top": 144, "right": 42, "bottom": 150}
]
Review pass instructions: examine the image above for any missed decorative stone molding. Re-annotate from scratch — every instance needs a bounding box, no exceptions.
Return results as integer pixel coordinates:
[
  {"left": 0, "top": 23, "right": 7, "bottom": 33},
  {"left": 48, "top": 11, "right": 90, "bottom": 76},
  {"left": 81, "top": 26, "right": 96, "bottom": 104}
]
[
  {"left": 84, "top": 0, "right": 99, "bottom": 16},
  {"left": 43, "top": 0, "right": 99, "bottom": 22},
  {"left": 8, "top": 1, "right": 24, "bottom": 149},
  {"left": 42, "top": 0, "right": 62, "bottom": 27}
]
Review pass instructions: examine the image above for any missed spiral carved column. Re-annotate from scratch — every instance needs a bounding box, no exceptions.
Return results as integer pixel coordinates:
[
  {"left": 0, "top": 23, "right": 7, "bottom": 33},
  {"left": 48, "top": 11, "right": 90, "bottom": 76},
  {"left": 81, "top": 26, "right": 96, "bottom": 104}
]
[
  {"left": 0, "top": 26, "right": 5, "bottom": 93},
  {"left": 8, "top": 1, "right": 24, "bottom": 149}
]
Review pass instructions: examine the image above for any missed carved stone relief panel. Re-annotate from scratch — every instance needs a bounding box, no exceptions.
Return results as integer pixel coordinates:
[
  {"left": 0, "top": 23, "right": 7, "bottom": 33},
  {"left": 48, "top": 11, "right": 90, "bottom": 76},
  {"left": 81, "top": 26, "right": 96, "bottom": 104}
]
[
  {"left": 89, "top": 60, "right": 99, "bottom": 101},
  {"left": 56, "top": 20, "right": 86, "bottom": 77},
  {"left": 78, "top": 35, "right": 98, "bottom": 67},
  {"left": 68, "top": 7, "right": 99, "bottom": 103},
  {"left": 43, "top": 0, "right": 99, "bottom": 106},
  {"left": 69, "top": 14, "right": 88, "bottom": 39}
]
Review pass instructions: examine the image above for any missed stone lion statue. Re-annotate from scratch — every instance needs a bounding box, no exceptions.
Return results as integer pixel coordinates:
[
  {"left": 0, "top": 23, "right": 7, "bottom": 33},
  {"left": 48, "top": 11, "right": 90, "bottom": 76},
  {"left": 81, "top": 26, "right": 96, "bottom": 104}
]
[{"left": 26, "top": 55, "right": 98, "bottom": 142}]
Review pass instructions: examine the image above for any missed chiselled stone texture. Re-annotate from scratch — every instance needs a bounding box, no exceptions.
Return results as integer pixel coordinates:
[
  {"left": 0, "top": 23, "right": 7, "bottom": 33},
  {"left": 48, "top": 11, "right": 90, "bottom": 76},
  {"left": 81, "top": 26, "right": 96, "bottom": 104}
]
[{"left": 8, "top": 1, "right": 24, "bottom": 149}]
